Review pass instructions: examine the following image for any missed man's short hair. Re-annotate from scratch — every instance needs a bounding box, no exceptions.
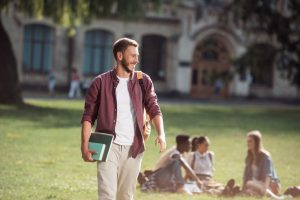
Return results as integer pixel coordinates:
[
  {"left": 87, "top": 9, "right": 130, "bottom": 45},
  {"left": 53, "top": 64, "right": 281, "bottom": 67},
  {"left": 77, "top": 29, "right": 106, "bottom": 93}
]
[
  {"left": 112, "top": 38, "right": 139, "bottom": 60},
  {"left": 176, "top": 135, "right": 190, "bottom": 145}
]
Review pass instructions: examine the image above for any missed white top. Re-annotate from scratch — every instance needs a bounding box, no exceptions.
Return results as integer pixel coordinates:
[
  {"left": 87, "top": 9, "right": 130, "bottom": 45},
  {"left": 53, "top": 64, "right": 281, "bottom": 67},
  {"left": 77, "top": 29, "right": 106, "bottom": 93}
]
[
  {"left": 187, "top": 151, "right": 214, "bottom": 177},
  {"left": 154, "top": 146, "right": 180, "bottom": 170},
  {"left": 114, "top": 76, "right": 136, "bottom": 145},
  {"left": 251, "top": 164, "right": 259, "bottom": 180}
]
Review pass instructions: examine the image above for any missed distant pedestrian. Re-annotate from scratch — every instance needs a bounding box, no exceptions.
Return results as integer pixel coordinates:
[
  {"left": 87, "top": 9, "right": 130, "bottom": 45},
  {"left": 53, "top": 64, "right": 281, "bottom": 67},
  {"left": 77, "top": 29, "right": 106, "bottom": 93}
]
[
  {"left": 48, "top": 70, "right": 56, "bottom": 96},
  {"left": 214, "top": 79, "right": 223, "bottom": 95},
  {"left": 68, "top": 68, "right": 81, "bottom": 98},
  {"left": 80, "top": 79, "right": 90, "bottom": 96}
]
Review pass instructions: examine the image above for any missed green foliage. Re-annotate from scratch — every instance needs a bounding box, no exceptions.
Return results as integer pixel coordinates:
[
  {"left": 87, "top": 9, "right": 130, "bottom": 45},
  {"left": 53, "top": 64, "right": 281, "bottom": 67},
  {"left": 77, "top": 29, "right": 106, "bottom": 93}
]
[
  {"left": 0, "top": 99, "right": 299, "bottom": 199},
  {"left": 233, "top": 43, "right": 276, "bottom": 86},
  {"left": 229, "top": 0, "right": 300, "bottom": 87},
  {"left": 1, "top": 0, "right": 161, "bottom": 30}
]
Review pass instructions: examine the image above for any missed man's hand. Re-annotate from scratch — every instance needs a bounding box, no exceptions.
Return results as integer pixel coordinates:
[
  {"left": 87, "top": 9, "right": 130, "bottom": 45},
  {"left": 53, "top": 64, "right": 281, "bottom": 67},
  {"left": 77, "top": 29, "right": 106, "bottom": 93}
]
[
  {"left": 152, "top": 115, "right": 166, "bottom": 152},
  {"left": 81, "top": 147, "right": 96, "bottom": 162},
  {"left": 81, "top": 121, "right": 95, "bottom": 162},
  {"left": 155, "top": 135, "right": 166, "bottom": 152}
]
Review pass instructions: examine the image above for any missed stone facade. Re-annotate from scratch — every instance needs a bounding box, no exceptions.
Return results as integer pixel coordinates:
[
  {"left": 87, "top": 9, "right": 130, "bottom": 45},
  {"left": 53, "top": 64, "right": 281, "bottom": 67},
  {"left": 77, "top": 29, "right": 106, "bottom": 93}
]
[{"left": 1, "top": 0, "right": 299, "bottom": 98}]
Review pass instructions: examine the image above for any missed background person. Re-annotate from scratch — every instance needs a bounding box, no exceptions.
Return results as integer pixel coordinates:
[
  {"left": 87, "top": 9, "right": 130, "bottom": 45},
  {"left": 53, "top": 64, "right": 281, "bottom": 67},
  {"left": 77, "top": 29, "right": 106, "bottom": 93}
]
[
  {"left": 48, "top": 70, "right": 56, "bottom": 96},
  {"left": 68, "top": 67, "right": 81, "bottom": 98},
  {"left": 243, "top": 130, "right": 280, "bottom": 197},
  {"left": 186, "top": 136, "right": 224, "bottom": 194},
  {"left": 141, "top": 135, "right": 203, "bottom": 194}
]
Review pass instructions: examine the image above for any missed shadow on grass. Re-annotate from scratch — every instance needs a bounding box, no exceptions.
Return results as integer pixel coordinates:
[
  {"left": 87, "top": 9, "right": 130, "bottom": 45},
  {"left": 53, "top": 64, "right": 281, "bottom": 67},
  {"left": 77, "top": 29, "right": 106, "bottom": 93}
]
[
  {"left": 0, "top": 102, "right": 83, "bottom": 128},
  {"left": 0, "top": 102, "right": 300, "bottom": 134},
  {"left": 162, "top": 105, "right": 300, "bottom": 135}
]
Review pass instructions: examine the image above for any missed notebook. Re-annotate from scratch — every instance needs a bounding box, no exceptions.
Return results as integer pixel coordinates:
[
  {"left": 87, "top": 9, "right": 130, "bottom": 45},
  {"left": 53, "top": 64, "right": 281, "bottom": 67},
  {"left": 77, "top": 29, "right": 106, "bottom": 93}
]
[
  {"left": 88, "top": 132, "right": 114, "bottom": 162},
  {"left": 88, "top": 142, "right": 106, "bottom": 161}
]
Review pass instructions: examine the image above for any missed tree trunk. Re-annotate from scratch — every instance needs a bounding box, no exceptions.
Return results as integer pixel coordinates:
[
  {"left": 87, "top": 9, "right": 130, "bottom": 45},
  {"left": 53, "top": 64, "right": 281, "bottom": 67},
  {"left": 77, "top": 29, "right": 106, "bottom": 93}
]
[
  {"left": 67, "top": 35, "right": 75, "bottom": 85},
  {"left": 0, "top": 17, "right": 23, "bottom": 104}
]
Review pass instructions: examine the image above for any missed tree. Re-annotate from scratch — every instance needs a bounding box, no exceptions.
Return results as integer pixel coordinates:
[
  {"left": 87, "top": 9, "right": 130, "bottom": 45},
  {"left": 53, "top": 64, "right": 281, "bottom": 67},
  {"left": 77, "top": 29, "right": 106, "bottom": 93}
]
[
  {"left": 0, "top": 0, "right": 161, "bottom": 104},
  {"left": 227, "top": 0, "right": 300, "bottom": 87},
  {"left": 233, "top": 43, "right": 276, "bottom": 86},
  {"left": 0, "top": 14, "right": 22, "bottom": 104}
]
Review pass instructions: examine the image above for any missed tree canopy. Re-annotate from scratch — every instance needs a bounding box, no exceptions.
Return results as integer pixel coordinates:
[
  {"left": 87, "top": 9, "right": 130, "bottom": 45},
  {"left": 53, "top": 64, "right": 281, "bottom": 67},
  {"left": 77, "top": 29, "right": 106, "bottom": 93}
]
[
  {"left": 228, "top": 0, "right": 300, "bottom": 87},
  {"left": 0, "top": 0, "right": 161, "bottom": 104},
  {"left": 1, "top": 0, "right": 161, "bottom": 34}
]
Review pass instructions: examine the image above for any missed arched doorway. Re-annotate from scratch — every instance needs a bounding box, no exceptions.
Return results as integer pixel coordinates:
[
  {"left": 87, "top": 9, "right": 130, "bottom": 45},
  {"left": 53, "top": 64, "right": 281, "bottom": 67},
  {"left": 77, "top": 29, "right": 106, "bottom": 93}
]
[{"left": 191, "top": 36, "right": 231, "bottom": 98}]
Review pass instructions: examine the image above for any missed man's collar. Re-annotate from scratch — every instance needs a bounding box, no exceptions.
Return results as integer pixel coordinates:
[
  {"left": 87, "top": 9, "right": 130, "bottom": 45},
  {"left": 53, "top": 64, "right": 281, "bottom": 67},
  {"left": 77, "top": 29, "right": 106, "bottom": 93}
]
[{"left": 111, "top": 67, "right": 135, "bottom": 82}]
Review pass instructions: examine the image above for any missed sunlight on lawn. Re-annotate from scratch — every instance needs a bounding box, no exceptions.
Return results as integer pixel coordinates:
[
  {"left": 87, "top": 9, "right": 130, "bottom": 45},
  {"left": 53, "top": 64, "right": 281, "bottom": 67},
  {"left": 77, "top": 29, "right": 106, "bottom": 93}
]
[{"left": 0, "top": 99, "right": 299, "bottom": 200}]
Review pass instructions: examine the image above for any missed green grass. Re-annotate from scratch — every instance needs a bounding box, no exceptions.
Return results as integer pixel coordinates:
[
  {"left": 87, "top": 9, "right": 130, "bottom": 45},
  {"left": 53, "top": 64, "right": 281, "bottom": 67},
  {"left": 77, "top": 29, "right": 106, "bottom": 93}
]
[{"left": 0, "top": 99, "right": 299, "bottom": 200}]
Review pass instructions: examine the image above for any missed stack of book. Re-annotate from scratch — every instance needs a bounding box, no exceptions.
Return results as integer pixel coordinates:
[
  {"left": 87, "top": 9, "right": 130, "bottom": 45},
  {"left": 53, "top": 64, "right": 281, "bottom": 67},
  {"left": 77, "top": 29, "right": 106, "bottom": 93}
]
[{"left": 88, "top": 132, "right": 114, "bottom": 161}]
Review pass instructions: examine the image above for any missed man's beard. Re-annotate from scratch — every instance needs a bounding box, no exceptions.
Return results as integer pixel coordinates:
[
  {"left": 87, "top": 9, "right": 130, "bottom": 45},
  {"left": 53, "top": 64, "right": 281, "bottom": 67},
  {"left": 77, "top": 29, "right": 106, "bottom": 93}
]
[{"left": 121, "top": 58, "right": 133, "bottom": 73}]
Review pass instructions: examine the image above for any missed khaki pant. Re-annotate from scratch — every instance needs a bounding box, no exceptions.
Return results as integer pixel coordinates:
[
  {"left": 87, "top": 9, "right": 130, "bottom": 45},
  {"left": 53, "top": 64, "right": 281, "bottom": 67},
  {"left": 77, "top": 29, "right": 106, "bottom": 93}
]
[{"left": 97, "top": 143, "right": 143, "bottom": 200}]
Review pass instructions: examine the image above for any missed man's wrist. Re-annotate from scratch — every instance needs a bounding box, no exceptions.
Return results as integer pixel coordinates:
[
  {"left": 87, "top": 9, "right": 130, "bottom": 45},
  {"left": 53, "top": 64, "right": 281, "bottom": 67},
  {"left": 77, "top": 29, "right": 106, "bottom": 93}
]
[
  {"left": 157, "top": 132, "right": 165, "bottom": 137},
  {"left": 81, "top": 142, "right": 89, "bottom": 150}
]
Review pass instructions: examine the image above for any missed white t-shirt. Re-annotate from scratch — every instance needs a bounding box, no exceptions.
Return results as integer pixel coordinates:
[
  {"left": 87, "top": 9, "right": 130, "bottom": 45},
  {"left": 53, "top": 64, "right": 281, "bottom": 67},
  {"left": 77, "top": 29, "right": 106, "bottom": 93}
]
[
  {"left": 187, "top": 151, "right": 214, "bottom": 177},
  {"left": 251, "top": 164, "right": 259, "bottom": 181},
  {"left": 154, "top": 146, "right": 181, "bottom": 170},
  {"left": 114, "top": 76, "right": 136, "bottom": 145}
]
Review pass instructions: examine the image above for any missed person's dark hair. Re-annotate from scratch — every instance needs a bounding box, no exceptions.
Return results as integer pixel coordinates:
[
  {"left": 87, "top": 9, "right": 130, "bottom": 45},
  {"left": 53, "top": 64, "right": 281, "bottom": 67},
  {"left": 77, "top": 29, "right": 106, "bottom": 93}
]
[
  {"left": 191, "top": 137, "right": 198, "bottom": 151},
  {"left": 112, "top": 38, "right": 139, "bottom": 61},
  {"left": 197, "top": 136, "right": 210, "bottom": 145},
  {"left": 176, "top": 135, "right": 190, "bottom": 145}
]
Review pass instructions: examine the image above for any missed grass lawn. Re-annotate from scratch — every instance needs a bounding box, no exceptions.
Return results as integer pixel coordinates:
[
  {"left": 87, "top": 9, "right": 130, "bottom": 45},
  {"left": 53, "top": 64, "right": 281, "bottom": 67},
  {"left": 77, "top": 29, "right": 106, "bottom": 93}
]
[{"left": 0, "top": 99, "right": 299, "bottom": 200}]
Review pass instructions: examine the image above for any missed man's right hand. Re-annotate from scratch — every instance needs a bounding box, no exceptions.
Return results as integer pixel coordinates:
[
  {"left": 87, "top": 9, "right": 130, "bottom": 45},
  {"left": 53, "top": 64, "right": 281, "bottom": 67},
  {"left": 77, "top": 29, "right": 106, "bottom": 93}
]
[
  {"left": 81, "top": 121, "right": 95, "bottom": 162},
  {"left": 81, "top": 148, "right": 96, "bottom": 162}
]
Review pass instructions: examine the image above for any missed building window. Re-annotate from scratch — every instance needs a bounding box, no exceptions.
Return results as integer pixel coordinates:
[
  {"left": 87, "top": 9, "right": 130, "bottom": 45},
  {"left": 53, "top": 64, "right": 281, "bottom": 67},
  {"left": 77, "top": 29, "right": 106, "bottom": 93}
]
[
  {"left": 141, "top": 35, "right": 167, "bottom": 81},
  {"left": 202, "top": 49, "right": 219, "bottom": 61},
  {"left": 83, "top": 30, "right": 113, "bottom": 75},
  {"left": 22, "top": 24, "right": 54, "bottom": 73},
  {"left": 192, "top": 69, "right": 198, "bottom": 85}
]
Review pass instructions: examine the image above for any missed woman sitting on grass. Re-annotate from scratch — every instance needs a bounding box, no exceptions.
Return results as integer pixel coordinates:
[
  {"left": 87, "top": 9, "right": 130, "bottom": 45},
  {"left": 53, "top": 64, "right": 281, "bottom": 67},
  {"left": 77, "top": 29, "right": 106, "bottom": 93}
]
[
  {"left": 186, "top": 136, "right": 225, "bottom": 194},
  {"left": 243, "top": 130, "right": 281, "bottom": 198}
]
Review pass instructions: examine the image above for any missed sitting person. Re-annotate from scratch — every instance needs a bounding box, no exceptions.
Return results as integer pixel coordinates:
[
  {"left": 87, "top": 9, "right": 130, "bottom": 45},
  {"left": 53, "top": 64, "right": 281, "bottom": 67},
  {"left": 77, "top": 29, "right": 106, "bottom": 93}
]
[
  {"left": 243, "top": 130, "right": 281, "bottom": 197},
  {"left": 182, "top": 136, "right": 199, "bottom": 182},
  {"left": 284, "top": 186, "right": 300, "bottom": 198},
  {"left": 186, "top": 136, "right": 225, "bottom": 194},
  {"left": 191, "top": 136, "right": 198, "bottom": 152},
  {"left": 140, "top": 134, "right": 203, "bottom": 193}
]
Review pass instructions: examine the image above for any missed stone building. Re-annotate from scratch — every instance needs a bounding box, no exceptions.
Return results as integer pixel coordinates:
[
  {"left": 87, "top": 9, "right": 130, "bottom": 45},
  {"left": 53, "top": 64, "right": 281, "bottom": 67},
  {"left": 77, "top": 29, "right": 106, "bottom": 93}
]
[{"left": 2, "top": 0, "right": 299, "bottom": 98}]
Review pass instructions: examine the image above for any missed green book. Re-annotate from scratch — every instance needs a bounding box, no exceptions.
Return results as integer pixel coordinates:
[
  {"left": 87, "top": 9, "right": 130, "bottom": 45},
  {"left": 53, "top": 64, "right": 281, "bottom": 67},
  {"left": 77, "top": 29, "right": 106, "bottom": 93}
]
[
  {"left": 88, "top": 142, "right": 106, "bottom": 161},
  {"left": 88, "top": 132, "right": 114, "bottom": 162}
]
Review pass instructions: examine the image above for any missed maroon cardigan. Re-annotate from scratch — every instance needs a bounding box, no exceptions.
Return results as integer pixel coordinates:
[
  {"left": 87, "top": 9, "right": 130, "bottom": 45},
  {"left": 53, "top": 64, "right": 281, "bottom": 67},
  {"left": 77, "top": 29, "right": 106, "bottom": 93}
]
[{"left": 81, "top": 69, "right": 162, "bottom": 158}]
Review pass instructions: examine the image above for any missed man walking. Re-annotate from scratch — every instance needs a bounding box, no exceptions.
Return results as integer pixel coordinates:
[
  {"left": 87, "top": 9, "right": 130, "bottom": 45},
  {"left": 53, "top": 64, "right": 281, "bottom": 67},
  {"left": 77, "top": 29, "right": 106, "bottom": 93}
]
[{"left": 81, "top": 38, "right": 166, "bottom": 200}]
